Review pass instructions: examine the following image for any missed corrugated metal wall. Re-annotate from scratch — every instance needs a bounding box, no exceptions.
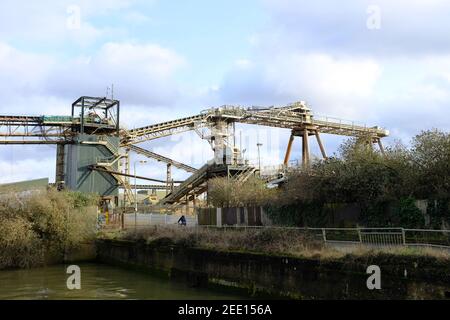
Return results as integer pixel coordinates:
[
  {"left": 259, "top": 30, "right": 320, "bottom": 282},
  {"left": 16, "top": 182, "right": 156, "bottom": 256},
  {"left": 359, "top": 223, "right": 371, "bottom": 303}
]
[
  {"left": 64, "top": 134, "right": 119, "bottom": 197},
  {"left": 197, "top": 207, "right": 268, "bottom": 226}
]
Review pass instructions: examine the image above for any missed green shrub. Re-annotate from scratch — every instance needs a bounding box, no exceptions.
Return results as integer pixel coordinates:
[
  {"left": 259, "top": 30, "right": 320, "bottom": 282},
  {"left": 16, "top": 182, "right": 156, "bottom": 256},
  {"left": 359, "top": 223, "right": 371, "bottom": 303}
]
[
  {"left": 266, "top": 202, "right": 327, "bottom": 227},
  {"left": 393, "top": 198, "right": 425, "bottom": 228}
]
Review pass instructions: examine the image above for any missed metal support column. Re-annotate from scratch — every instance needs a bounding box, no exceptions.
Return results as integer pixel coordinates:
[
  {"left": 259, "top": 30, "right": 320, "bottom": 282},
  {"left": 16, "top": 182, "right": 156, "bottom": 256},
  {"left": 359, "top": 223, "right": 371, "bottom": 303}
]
[
  {"left": 124, "top": 150, "right": 130, "bottom": 206},
  {"left": 166, "top": 163, "right": 172, "bottom": 196},
  {"left": 302, "top": 129, "right": 310, "bottom": 168},
  {"left": 315, "top": 130, "right": 327, "bottom": 159},
  {"left": 377, "top": 138, "right": 385, "bottom": 155},
  {"left": 55, "top": 143, "right": 65, "bottom": 187},
  {"left": 283, "top": 134, "right": 295, "bottom": 166}
]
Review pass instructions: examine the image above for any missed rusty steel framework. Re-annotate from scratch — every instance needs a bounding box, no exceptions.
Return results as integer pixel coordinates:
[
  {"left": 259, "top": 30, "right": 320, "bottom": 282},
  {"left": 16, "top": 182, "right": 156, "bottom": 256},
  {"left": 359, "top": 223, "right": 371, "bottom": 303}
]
[
  {"left": 0, "top": 98, "right": 389, "bottom": 205},
  {"left": 121, "top": 101, "right": 388, "bottom": 169},
  {"left": 122, "top": 102, "right": 388, "bottom": 145},
  {"left": 0, "top": 115, "right": 71, "bottom": 144}
]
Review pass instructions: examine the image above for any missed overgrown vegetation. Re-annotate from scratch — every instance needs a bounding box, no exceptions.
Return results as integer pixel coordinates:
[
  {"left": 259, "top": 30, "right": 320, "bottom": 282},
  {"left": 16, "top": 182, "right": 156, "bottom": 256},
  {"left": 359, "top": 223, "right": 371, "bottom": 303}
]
[
  {"left": 106, "top": 226, "right": 450, "bottom": 261},
  {"left": 0, "top": 189, "right": 98, "bottom": 269},
  {"left": 207, "top": 129, "right": 450, "bottom": 229},
  {"left": 116, "top": 226, "right": 338, "bottom": 259},
  {"left": 273, "top": 130, "right": 450, "bottom": 228},
  {"left": 208, "top": 176, "right": 278, "bottom": 207}
]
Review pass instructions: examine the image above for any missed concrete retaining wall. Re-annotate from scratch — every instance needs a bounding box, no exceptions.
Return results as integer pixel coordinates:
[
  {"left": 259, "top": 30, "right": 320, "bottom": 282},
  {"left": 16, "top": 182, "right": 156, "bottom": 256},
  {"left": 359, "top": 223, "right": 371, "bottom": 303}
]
[{"left": 96, "top": 239, "right": 450, "bottom": 299}]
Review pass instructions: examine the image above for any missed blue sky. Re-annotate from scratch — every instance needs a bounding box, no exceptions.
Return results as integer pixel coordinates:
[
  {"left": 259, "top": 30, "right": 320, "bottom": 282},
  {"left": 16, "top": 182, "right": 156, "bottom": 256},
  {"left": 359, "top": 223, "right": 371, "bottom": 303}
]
[{"left": 0, "top": 0, "right": 449, "bottom": 183}]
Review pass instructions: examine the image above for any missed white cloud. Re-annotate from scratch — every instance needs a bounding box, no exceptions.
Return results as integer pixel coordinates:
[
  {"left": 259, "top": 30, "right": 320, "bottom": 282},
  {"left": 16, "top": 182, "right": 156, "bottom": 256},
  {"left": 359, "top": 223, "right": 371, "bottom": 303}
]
[
  {"left": 262, "top": 0, "right": 450, "bottom": 56},
  {"left": 0, "top": 0, "right": 157, "bottom": 47},
  {"left": 97, "top": 42, "right": 184, "bottom": 77},
  {"left": 218, "top": 0, "right": 450, "bottom": 144},
  {"left": 0, "top": 43, "right": 54, "bottom": 100},
  {"left": 235, "top": 59, "right": 252, "bottom": 69},
  {"left": 123, "top": 11, "right": 152, "bottom": 25},
  {"left": 0, "top": 157, "right": 55, "bottom": 184},
  {"left": 46, "top": 42, "right": 185, "bottom": 106},
  {"left": 220, "top": 52, "right": 382, "bottom": 119},
  {"left": 0, "top": 40, "right": 186, "bottom": 114}
]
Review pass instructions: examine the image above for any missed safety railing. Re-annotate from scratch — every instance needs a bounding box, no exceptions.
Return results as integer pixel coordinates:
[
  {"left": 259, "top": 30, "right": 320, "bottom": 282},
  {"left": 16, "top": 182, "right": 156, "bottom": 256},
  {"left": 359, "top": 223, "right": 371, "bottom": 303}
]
[
  {"left": 196, "top": 225, "right": 450, "bottom": 249},
  {"left": 115, "top": 217, "right": 450, "bottom": 249},
  {"left": 121, "top": 213, "right": 198, "bottom": 228}
]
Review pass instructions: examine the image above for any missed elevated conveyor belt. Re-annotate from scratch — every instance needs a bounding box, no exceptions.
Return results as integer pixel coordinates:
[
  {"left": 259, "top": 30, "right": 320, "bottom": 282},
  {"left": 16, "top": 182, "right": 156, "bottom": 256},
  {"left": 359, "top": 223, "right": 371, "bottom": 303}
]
[
  {"left": 128, "top": 145, "right": 197, "bottom": 173},
  {"left": 121, "top": 114, "right": 209, "bottom": 146},
  {"left": 0, "top": 114, "right": 71, "bottom": 143},
  {"left": 120, "top": 184, "right": 176, "bottom": 190},
  {"left": 123, "top": 102, "right": 389, "bottom": 146}
]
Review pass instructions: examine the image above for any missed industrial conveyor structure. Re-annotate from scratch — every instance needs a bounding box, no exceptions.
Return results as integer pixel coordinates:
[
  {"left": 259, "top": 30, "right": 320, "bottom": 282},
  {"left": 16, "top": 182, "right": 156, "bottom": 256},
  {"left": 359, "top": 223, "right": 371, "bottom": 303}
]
[
  {"left": 120, "top": 101, "right": 388, "bottom": 205},
  {"left": 160, "top": 162, "right": 258, "bottom": 205},
  {"left": 0, "top": 97, "right": 389, "bottom": 206},
  {"left": 127, "top": 145, "right": 197, "bottom": 195}
]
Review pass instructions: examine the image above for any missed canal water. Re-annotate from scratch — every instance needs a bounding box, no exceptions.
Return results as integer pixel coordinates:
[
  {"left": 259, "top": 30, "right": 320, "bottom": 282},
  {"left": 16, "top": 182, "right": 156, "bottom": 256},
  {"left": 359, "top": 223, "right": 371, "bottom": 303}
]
[{"left": 0, "top": 263, "right": 244, "bottom": 300}]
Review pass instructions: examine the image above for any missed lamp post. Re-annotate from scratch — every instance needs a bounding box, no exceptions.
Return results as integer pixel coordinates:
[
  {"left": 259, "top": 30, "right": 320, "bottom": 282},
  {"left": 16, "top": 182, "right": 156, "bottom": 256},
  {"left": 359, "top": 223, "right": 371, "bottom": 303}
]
[
  {"left": 134, "top": 159, "right": 147, "bottom": 230},
  {"left": 257, "top": 142, "right": 263, "bottom": 174}
]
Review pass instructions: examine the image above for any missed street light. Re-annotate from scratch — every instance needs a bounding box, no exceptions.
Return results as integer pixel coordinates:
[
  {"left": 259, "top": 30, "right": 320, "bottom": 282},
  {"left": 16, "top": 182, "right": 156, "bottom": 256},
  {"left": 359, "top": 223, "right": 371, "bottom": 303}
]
[
  {"left": 134, "top": 159, "right": 147, "bottom": 230},
  {"left": 256, "top": 142, "right": 263, "bottom": 174}
]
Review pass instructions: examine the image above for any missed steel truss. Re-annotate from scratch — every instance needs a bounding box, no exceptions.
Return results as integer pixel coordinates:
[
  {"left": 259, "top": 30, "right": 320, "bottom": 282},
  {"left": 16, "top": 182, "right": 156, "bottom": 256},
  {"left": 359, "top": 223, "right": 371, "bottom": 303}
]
[
  {"left": 0, "top": 98, "right": 389, "bottom": 205},
  {"left": 123, "top": 101, "right": 389, "bottom": 146}
]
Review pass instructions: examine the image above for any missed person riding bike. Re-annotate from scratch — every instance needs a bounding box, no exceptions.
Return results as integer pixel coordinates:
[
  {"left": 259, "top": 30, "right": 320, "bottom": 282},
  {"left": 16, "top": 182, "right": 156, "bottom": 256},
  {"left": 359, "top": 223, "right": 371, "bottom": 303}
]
[{"left": 177, "top": 215, "right": 187, "bottom": 226}]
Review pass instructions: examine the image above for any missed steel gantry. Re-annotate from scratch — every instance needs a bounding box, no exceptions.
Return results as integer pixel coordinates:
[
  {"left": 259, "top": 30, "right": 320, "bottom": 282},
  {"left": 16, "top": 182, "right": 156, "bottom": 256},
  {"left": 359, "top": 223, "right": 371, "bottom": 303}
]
[
  {"left": 122, "top": 102, "right": 388, "bottom": 146},
  {"left": 122, "top": 101, "right": 389, "bottom": 169},
  {"left": 0, "top": 98, "right": 389, "bottom": 205}
]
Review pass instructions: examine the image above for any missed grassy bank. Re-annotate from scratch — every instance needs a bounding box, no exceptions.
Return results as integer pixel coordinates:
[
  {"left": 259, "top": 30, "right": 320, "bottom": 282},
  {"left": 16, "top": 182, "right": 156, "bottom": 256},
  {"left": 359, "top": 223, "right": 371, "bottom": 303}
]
[
  {"left": 0, "top": 189, "right": 98, "bottom": 269},
  {"left": 101, "top": 226, "right": 450, "bottom": 261}
]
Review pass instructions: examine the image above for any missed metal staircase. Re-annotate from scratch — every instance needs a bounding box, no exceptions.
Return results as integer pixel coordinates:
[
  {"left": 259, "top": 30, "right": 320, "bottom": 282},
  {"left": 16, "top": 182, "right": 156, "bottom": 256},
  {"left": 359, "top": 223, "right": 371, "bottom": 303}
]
[
  {"left": 231, "top": 165, "right": 257, "bottom": 183},
  {"left": 160, "top": 163, "right": 258, "bottom": 205},
  {"left": 160, "top": 163, "right": 210, "bottom": 205},
  {"left": 93, "top": 137, "right": 136, "bottom": 204}
]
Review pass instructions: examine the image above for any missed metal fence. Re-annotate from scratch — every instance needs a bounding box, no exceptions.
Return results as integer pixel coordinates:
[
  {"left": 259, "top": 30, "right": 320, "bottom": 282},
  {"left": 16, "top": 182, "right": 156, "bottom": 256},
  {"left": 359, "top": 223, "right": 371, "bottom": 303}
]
[
  {"left": 198, "top": 225, "right": 450, "bottom": 249},
  {"left": 123, "top": 213, "right": 198, "bottom": 228},
  {"left": 115, "top": 215, "right": 450, "bottom": 250}
]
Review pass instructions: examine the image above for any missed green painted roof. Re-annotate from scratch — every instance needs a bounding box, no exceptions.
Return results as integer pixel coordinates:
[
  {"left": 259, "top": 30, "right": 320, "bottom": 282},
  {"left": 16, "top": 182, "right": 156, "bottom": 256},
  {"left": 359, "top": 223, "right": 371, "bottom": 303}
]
[{"left": 0, "top": 178, "right": 49, "bottom": 193}]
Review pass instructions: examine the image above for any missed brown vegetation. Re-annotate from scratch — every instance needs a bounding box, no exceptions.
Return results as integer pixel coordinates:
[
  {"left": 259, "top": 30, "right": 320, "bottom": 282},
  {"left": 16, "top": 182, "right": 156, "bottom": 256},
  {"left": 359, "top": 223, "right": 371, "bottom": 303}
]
[
  {"left": 207, "top": 176, "right": 278, "bottom": 207},
  {"left": 106, "top": 226, "right": 450, "bottom": 261},
  {"left": 118, "top": 225, "right": 331, "bottom": 258},
  {"left": 0, "top": 189, "right": 98, "bottom": 269}
]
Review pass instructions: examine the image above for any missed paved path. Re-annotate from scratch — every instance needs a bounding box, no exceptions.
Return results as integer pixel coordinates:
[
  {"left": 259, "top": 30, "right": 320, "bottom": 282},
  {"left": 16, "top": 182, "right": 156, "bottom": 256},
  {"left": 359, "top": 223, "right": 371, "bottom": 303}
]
[{"left": 124, "top": 213, "right": 198, "bottom": 227}]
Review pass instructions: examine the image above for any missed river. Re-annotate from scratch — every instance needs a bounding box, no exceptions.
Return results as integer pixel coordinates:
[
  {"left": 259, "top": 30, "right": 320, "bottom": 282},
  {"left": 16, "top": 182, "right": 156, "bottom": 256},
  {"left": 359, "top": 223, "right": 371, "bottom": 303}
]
[{"left": 0, "top": 263, "right": 245, "bottom": 300}]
